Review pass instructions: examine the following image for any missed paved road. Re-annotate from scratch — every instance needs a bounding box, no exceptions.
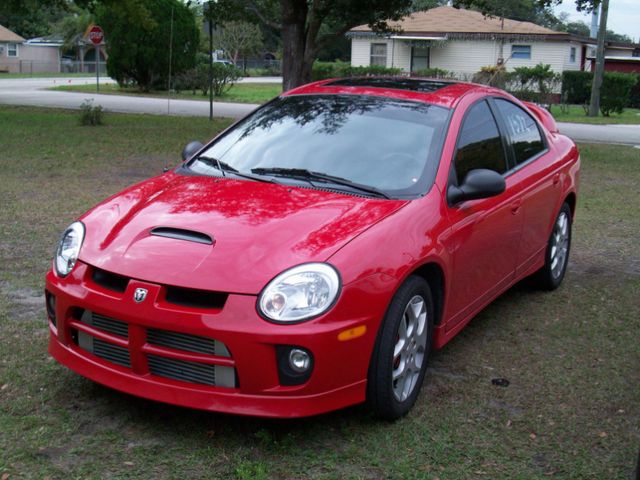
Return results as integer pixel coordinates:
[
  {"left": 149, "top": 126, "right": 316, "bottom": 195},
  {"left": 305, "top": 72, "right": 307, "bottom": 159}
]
[
  {"left": 0, "top": 76, "right": 280, "bottom": 119},
  {"left": 1, "top": 76, "right": 639, "bottom": 144},
  {"left": 556, "top": 122, "right": 639, "bottom": 146}
]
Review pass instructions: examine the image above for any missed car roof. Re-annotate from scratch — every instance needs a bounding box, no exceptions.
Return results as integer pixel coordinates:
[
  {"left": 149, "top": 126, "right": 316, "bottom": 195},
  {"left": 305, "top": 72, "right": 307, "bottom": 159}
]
[{"left": 282, "top": 77, "right": 494, "bottom": 109}]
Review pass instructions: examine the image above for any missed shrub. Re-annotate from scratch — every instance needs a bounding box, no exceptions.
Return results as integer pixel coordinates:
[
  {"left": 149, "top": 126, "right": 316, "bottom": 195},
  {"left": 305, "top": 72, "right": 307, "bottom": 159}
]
[
  {"left": 561, "top": 71, "right": 592, "bottom": 105},
  {"left": 472, "top": 65, "right": 511, "bottom": 89},
  {"left": 411, "top": 67, "right": 452, "bottom": 79},
  {"left": 211, "top": 63, "right": 241, "bottom": 96},
  {"left": 312, "top": 60, "right": 402, "bottom": 80},
  {"left": 510, "top": 64, "right": 561, "bottom": 107},
  {"left": 174, "top": 64, "right": 209, "bottom": 95},
  {"left": 175, "top": 63, "right": 242, "bottom": 96},
  {"left": 600, "top": 72, "right": 638, "bottom": 116},
  {"left": 629, "top": 74, "right": 640, "bottom": 108},
  {"left": 79, "top": 100, "right": 104, "bottom": 126}
]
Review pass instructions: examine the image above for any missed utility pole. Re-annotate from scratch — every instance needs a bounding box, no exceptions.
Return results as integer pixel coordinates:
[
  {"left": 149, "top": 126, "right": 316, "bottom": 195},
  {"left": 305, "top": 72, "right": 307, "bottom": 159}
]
[
  {"left": 167, "top": 6, "right": 174, "bottom": 114},
  {"left": 209, "top": 3, "right": 214, "bottom": 121},
  {"left": 589, "top": 0, "right": 609, "bottom": 117},
  {"left": 204, "top": 1, "right": 216, "bottom": 121}
]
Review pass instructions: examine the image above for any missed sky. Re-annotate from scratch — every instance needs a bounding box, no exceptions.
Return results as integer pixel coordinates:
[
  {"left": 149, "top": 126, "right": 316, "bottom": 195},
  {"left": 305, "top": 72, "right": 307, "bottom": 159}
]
[{"left": 553, "top": 0, "right": 639, "bottom": 42}]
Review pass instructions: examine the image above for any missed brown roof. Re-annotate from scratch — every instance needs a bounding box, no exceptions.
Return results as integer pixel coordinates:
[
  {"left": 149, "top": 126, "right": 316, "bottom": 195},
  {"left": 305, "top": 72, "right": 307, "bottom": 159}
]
[
  {"left": 351, "top": 6, "right": 565, "bottom": 37},
  {"left": 0, "top": 24, "right": 25, "bottom": 43}
]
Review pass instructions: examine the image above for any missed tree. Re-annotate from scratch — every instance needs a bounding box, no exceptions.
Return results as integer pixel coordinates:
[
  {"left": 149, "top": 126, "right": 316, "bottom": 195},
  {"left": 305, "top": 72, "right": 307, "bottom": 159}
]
[
  {"left": 207, "top": 0, "right": 414, "bottom": 90},
  {"left": 411, "top": 0, "right": 446, "bottom": 12},
  {"left": 453, "top": 0, "right": 558, "bottom": 26},
  {"left": 0, "top": 0, "right": 68, "bottom": 38},
  {"left": 53, "top": 7, "right": 94, "bottom": 55},
  {"left": 588, "top": 0, "right": 608, "bottom": 116},
  {"left": 556, "top": 18, "right": 632, "bottom": 43},
  {"left": 213, "top": 21, "right": 263, "bottom": 65},
  {"left": 95, "top": 0, "right": 199, "bottom": 91}
]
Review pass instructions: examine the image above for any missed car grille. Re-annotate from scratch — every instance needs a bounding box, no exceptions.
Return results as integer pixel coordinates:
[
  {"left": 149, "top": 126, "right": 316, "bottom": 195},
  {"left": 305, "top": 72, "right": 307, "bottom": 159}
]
[
  {"left": 73, "top": 310, "right": 236, "bottom": 388},
  {"left": 147, "top": 328, "right": 230, "bottom": 356},
  {"left": 93, "top": 339, "right": 131, "bottom": 367},
  {"left": 90, "top": 267, "right": 228, "bottom": 310}
]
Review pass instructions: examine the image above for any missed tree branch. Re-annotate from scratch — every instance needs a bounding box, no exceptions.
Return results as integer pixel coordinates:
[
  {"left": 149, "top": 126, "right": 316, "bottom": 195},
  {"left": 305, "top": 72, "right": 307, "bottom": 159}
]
[
  {"left": 316, "top": 23, "right": 355, "bottom": 50},
  {"left": 243, "top": 0, "right": 282, "bottom": 30}
]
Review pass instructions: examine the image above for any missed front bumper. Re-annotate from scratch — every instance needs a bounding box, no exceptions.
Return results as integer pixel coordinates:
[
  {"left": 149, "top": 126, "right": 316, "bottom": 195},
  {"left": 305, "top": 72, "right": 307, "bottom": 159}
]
[{"left": 46, "top": 262, "right": 391, "bottom": 418}]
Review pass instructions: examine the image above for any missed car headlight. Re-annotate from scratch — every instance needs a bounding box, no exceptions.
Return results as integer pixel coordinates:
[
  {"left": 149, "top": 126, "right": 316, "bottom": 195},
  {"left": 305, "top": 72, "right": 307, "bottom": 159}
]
[
  {"left": 54, "top": 221, "right": 85, "bottom": 277},
  {"left": 258, "top": 263, "right": 341, "bottom": 323}
]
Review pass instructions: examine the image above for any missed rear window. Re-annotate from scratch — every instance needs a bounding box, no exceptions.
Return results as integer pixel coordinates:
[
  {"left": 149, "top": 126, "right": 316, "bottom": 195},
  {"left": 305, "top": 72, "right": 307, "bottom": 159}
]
[{"left": 189, "top": 95, "right": 450, "bottom": 198}]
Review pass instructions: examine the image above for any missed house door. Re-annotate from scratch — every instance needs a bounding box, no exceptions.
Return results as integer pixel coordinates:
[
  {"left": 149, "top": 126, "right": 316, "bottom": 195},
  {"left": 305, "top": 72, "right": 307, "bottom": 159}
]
[{"left": 411, "top": 47, "right": 430, "bottom": 72}]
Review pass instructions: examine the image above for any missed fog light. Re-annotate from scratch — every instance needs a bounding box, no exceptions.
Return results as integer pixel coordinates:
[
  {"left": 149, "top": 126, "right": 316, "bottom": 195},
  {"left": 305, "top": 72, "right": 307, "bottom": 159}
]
[
  {"left": 45, "top": 291, "right": 56, "bottom": 326},
  {"left": 276, "top": 345, "right": 314, "bottom": 386},
  {"left": 289, "top": 348, "right": 311, "bottom": 373}
]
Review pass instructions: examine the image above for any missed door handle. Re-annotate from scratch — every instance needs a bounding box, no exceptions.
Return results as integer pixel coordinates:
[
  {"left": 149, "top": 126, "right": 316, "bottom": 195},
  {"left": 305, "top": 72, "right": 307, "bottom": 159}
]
[
  {"left": 510, "top": 199, "right": 522, "bottom": 215},
  {"left": 553, "top": 173, "right": 560, "bottom": 185}
]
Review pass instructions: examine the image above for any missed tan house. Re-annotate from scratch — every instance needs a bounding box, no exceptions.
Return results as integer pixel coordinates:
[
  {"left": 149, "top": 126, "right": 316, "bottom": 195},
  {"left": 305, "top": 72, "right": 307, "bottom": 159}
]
[
  {"left": 1, "top": 24, "right": 63, "bottom": 73},
  {"left": 348, "top": 6, "right": 585, "bottom": 77}
]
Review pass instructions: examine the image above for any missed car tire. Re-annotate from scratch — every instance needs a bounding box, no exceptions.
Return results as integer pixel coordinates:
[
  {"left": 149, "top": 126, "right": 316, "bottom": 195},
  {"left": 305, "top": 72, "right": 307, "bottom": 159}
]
[
  {"left": 367, "top": 275, "right": 434, "bottom": 420},
  {"left": 531, "top": 202, "right": 572, "bottom": 290}
]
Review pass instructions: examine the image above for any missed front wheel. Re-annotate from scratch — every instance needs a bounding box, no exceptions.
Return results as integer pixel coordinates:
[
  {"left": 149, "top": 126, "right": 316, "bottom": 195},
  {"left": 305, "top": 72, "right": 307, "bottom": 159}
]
[
  {"left": 367, "top": 276, "right": 434, "bottom": 420},
  {"left": 531, "top": 202, "right": 572, "bottom": 290}
]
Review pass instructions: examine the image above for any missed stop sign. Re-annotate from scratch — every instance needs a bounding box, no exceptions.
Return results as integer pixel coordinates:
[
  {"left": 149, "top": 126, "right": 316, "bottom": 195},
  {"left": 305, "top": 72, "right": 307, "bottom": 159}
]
[{"left": 88, "top": 25, "right": 104, "bottom": 45}]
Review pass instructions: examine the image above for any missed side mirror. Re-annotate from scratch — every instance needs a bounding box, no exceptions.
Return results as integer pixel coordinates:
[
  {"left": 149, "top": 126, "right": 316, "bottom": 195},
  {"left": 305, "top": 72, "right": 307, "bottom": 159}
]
[
  {"left": 181, "top": 141, "right": 204, "bottom": 161},
  {"left": 447, "top": 168, "right": 506, "bottom": 205}
]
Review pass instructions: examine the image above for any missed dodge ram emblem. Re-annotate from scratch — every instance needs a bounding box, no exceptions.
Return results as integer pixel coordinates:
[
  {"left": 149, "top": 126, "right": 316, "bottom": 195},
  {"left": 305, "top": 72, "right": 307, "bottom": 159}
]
[{"left": 134, "top": 288, "right": 148, "bottom": 303}]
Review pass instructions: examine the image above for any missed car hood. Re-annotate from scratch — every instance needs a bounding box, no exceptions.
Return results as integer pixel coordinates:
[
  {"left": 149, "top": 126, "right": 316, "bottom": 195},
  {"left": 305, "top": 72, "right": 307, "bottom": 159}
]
[{"left": 78, "top": 172, "right": 407, "bottom": 294}]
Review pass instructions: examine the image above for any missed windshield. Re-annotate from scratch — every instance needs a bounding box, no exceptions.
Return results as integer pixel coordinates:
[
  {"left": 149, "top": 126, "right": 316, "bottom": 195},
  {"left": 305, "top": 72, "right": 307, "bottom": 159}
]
[{"left": 188, "top": 95, "right": 450, "bottom": 198}]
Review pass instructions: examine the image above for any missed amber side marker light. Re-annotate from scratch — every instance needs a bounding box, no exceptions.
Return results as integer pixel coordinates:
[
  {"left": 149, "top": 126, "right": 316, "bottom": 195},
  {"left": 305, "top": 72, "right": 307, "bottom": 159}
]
[{"left": 338, "top": 325, "right": 367, "bottom": 341}]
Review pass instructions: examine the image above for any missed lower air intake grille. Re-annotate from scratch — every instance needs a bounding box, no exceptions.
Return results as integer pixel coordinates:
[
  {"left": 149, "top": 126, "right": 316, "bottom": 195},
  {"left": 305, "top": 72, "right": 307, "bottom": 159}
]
[
  {"left": 79, "top": 336, "right": 131, "bottom": 368},
  {"left": 90, "top": 312, "right": 128, "bottom": 338},
  {"left": 147, "top": 329, "right": 230, "bottom": 356},
  {"left": 147, "top": 354, "right": 236, "bottom": 387}
]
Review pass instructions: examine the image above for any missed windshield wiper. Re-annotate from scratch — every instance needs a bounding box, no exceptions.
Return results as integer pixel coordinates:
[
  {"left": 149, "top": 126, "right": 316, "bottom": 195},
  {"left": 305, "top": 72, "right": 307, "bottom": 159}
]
[
  {"left": 250, "top": 167, "right": 390, "bottom": 199},
  {"left": 195, "top": 156, "right": 276, "bottom": 184}
]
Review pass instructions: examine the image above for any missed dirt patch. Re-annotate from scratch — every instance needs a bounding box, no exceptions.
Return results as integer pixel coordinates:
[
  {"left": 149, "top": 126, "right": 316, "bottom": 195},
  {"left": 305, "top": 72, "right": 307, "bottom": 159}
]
[{"left": 0, "top": 281, "right": 43, "bottom": 320}]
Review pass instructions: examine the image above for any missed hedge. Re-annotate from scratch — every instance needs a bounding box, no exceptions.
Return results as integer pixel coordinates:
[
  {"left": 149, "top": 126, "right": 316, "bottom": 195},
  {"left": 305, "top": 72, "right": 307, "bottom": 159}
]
[
  {"left": 561, "top": 71, "right": 593, "bottom": 105},
  {"left": 600, "top": 72, "right": 638, "bottom": 115},
  {"left": 312, "top": 60, "right": 402, "bottom": 80},
  {"left": 561, "top": 70, "right": 639, "bottom": 115}
]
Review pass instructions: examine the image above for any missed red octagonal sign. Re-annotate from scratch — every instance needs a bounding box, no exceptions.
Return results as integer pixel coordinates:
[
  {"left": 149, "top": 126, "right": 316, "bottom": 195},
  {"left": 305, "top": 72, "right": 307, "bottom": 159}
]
[{"left": 88, "top": 25, "right": 104, "bottom": 45}]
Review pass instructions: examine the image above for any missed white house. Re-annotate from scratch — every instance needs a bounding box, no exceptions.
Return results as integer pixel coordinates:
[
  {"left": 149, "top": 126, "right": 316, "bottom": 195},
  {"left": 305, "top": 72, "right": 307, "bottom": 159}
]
[{"left": 348, "top": 6, "right": 586, "bottom": 77}]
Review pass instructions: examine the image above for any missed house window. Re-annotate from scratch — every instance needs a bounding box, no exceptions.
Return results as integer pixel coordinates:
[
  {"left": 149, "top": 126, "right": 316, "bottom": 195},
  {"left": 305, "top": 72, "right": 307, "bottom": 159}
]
[
  {"left": 411, "top": 47, "right": 430, "bottom": 72},
  {"left": 7, "top": 43, "right": 18, "bottom": 57},
  {"left": 570, "top": 47, "right": 576, "bottom": 63},
  {"left": 511, "top": 45, "right": 531, "bottom": 60},
  {"left": 370, "top": 43, "right": 387, "bottom": 67}
]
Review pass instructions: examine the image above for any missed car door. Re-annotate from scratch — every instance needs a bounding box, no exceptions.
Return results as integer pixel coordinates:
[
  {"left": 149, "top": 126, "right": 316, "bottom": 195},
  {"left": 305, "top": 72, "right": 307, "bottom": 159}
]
[
  {"left": 443, "top": 99, "right": 524, "bottom": 331},
  {"left": 491, "top": 98, "right": 560, "bottom": 277}
]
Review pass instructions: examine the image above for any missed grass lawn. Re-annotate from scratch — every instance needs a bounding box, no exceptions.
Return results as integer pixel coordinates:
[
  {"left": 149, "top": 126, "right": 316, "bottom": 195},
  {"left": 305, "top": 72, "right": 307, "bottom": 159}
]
[
  {"left": 50, "top": 81, "right": 283, "bottom": 104},
  {"left": 0, "top": 72, "right": 95, "bottom": 79},
  {"left": 0, "top": 106, "right": 638, "bottom": 479},
  {"left": 550, "top": 104, "right": 640, "bottom": 125}
]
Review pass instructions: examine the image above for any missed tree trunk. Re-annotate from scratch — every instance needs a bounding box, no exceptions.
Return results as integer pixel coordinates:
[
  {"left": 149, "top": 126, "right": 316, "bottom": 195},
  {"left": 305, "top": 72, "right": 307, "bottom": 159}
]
[
  {"left": 281, "top": 0, "right": 312, "bottom": 90},
  {"left": 588, "top": 0, "right": 609, "bottom": 117}
]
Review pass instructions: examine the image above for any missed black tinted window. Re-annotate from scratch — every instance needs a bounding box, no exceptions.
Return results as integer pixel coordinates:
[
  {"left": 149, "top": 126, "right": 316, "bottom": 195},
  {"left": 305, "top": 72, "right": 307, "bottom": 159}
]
[
  {"left": 455, "top": 100, "right": 507, "bottom": 183},
  {"left": 189, "top": 95, "right": 450, "bottom": 197},
  {"left": 494, "top": 99, "right": 545, "bottom": 164}
]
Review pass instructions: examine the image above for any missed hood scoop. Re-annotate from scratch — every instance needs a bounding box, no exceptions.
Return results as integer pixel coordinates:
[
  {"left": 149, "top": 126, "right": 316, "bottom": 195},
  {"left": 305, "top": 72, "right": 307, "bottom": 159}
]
[{"left": 150, "top": 227, "right": 214, "bottom": 245}]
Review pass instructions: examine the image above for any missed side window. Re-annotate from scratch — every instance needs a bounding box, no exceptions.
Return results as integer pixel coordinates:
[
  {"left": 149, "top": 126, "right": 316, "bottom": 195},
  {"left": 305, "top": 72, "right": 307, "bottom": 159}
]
[
  {"left": 454, "top": 100, "right": 507, "bottom": 183},
  {"left": 494, "top": 99, "right": 545, "bottom": 165}
]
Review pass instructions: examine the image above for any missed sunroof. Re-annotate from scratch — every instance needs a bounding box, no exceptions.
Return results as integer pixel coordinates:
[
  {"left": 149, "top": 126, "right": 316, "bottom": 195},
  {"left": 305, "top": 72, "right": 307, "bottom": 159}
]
[{"left": 325, "top": 77, "right": 455, "bottom": 93}]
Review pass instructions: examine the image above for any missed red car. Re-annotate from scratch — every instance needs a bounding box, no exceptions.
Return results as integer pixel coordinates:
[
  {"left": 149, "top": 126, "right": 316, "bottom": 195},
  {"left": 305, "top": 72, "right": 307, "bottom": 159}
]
[{"left": 46, "top": 78, "right": 579, "bottom": 419}]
